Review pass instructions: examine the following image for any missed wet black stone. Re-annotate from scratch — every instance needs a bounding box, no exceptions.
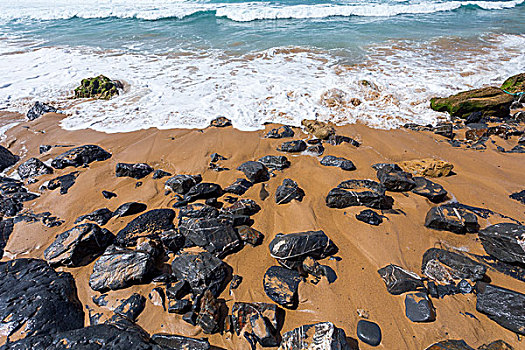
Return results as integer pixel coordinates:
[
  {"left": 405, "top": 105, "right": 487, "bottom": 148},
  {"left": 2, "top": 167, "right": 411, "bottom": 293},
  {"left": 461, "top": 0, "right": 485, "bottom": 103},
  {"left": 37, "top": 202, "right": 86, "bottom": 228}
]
[
  {"left": 277, "top": 140, "right": 307, "bottom": 153},
  {"left": 356, "top": 320, "right": 381, "bottom": 347},
  {"left": 325, "top": 134, "right": 360, "bottom": 147},
  {"left": 115, "top": 163, "right": 153, "bottom": 179},
  {"left": 424, "top": 205, "right": 479, "bottom": 234},
  {"left": 102, "top": 190, "right": 117, "bottom": 199},
  {"left": 320, "top": 155, "right": 356, "bottom": 171},
  {"left": 479, "top": 223, "right": 525, "bottom": 264},
  {"left": 280, "top": 322, "right": 350, "bottom": 350},
  {"left": 165, "top": 174, "right": 202, "bottom": 194},
  {"left": 433, "top": 122, "right": 454, "bottom": 139},
  {"left": 237, "top": 161, "right": 270, "bottom": 183},
  {"left": 258, "top": 155, "right": 290, "bottom": 171},
  {"left": 113, "top": 202, "right": 147, "bottom": 218},
  {"left": 210, "top": 153, "right": 227, "bottom": 163},
  {"left": 113, "top": 293, "right": 146, "bottom": 321},
  {"left": 411, "top": 177, "right": 448, "bottom": 203},
  {"left": 39, "top": 145, "right": 53, "bottom": 154},
  {"left": 377, "top": 264, "right": 425, "bottom": 295},
  {"left": 356, "top": 209, "right": 383, "bottom": 225},
  {"left": 51, "top": 145, "right": 111, "bottom": 169},
  {"left": 476, "top": 283, "right": 525, "bottom": 335},
  {"left": 152, "top": 334, "right": 210, "bottom": 349},
  {"left": 376, "top": 166, "right": 416, "bottom": 192},
  {"left": 421, "top": 248, "right": 487, "bottom": 283},
  {"left": 275, "top": 178, "right": 304, "bottom": 204},
  {"left": 27, "top": 101, "right": 57, "bottom": 121},
  {"left": 263, "top": 266, "right": 302, "bottom": 309},
  {"left": 326, "top": 179, "right": 393, "bottom": 209},
  {"left": 458, "top": 279, "right": 474, "bottom": 294},
  {"left": 115, "top": 209, "right": 175, "bottom": 247},
  {"left": 0, "top": 218, "right": 14, "bottom": 259},
  {"left": 184, "top": 183, "right": 223, "bottom": 203},
  {"left": 47, "top": 172, "right": 79, "bottom": 195},
  {"left": 167, "top": 280, "right": 190, "bottom": 300},
  {"left": 509, "top": 190, "right": 525, "bottom": 204},
  {"left": 466, "top": 111, "right": 483, "bottom": 124},
  {"left": 305, "top": 144, "right": 324, "bottom": 156},
  {"left": 0, "top": 146, "right": 18, "bottom": 172},
  {"left": 75, "top": 208, "right": 113, "bottom": 225},
  {"left": 152, "top": 169, "right": 171, "bottom": 179},
  {"left": 405, "top": 292, "right": 435, "bottom": 323},
  {"left": 168, "top": 299, "right": 191, "bottom": 314},
  {"left": 265, "top": 125, "right": 295, "bottom": 139},
  {"left": 17, "top": 157, "right": 53, "bottom": 179},
  {"left": 221, "top": 198, "right": 261, "bottom": 217},
  {"left": 0, "top": 258, "right": 84, "bottom": 339},
  {"left": 44, "top": 223, "right": 114, "bottom": 267},
  {"left": 224, "top": 178, "right": 253, "bottom": 196}
]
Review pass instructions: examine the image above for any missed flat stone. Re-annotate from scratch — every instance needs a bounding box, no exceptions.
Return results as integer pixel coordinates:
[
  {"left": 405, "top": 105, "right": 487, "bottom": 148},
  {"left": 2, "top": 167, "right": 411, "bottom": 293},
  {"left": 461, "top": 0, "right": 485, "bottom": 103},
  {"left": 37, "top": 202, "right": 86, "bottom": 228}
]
[
  {"left": 277, "top": 140, "right": 307, "bottom": 153},
  {"left": 17, "top": 157, "right": 53, "bottom": 179},
  {"left": 405, "top": 292, "right": 435, "bottom": 322},
  {"left": 279, "top": 322, "right": 350, "bottom": 350},
  {"left": 356, "top": 320, "right": 381, "bottom": 347},
  {"left": 356, "top": 209, "right": 383, "bottom": 225},
  {"left": 47, "top": 172, "right": 79, "bottom": 195},
  {"left": 263, "top": 266, "right": 302, "bottom": 309},
  {"left": 165, "top": 174, "right": 202, "bottom": 194},
  {"left": 237, "top": 161, "right": 270, "bottom": 183},
  {"left": 113, "top": 202, "right": 147, "bottom": 218},
  {"left": 422, "top": 248, "right": 487, "bottom": 283},
  {"left": 115, "top": 163, "right": 153, "bottom": 179},
  {"left": 115, "top": 209, "right": 175, "bottom": 246},
  {"left": 377, "top": 264, "right": 425, "bottom": 295},
  {"left": 258, "top": 155, "right": 290, "bottom": 170},
  {"left": 412, "top": 177, "right": 448, "bottom": 203},
  {"left": 265, "top": 125, "right": 294, "bottom": 139},
  {"left": 51, "top": 145, "right": 111, "bottom": 169},
  {"left": 424, "top": 205, "right": 479, "bottom": 234},
  {"left": 75, "top": 208, "right": 113, "bottom": 225},
  {"left": 326, "top": 179, "right": 393, "bottom": 209},
  {"left": 478, "top": 223, "right": 525, "bottom": 264},
  {"left": 320, "top": 155, "right": 356, "bottom": 171},
  {"left": 275, "top": 178, "right": 304, "bottom": 204}
]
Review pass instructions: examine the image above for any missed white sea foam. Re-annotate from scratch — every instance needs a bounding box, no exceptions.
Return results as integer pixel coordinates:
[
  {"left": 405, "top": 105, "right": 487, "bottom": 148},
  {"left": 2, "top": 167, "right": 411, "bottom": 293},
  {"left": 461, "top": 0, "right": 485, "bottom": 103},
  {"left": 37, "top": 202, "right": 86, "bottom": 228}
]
[{"left": 0, "top": 0, "right": 523, "bottom": 22}]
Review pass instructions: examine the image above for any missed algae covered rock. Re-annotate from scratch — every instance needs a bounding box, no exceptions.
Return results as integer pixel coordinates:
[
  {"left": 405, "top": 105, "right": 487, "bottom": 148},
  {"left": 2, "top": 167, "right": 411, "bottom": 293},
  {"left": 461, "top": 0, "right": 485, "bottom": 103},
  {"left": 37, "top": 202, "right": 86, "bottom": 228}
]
[
  {"left": 501, "top": 73, "right": 525, "bottom": 94},
  {"left": 74, "top": 75, "right": 122, "bottom": 100},
  {"left": 430, "top": 86, "right": 513, "bottom": 119}
]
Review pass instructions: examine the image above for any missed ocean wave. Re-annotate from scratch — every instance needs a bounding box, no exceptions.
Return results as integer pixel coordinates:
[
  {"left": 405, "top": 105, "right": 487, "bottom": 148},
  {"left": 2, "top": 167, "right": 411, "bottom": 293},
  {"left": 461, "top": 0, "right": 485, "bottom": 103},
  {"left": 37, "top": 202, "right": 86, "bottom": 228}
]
[{"left": 0, "top": 0, "right": 523, "bottom": 22}]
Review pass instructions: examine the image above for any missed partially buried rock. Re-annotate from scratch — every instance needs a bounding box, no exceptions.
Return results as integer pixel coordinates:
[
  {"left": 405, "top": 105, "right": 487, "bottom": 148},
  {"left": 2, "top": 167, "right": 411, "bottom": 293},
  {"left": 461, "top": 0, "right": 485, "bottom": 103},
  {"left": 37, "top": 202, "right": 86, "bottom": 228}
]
[
  {"left": 258, "top": 155, "right": 290, "bottom": 171},
  {"left": 356, "top": 209, "right": 383, "bottom": 226},
  {"left": 0, "top": 258, "right": 84, "bottom": 339},
  {"left": 377, "top": 264, "right": 425, "bottom": 295},
  {"left": 376, "top": 165, "right": 416, "bottom": 192},
  {"left": 89, "top": 245, "right": 155, "bottom": 291},
  {"left": 74, "top": 208, "right": 113, "bottom": 225},
  {"left": 425, "top": 340, "right": 475, "bottom": 350},
  {"left": 421, "top": 248, "right": 486, "bottom": 283},
  {"left": 113, "top": 202, "right": 147, "bottom": 218},
  {"left": 197, "top": 289, "right": 223, "bottom": 334},
  {"left": 26, "top": 101, "right": 57, "bottom": 121},
  {"left": 398, "top": 158, "right": 453, "bottom": 177},
  {"left": 231, "top": 302, "right": 284, "bottom": 348},
  {"left": 47, "top": 171, "right": 79, "bottom": 195},
  {"left": 424, "top": 205, "right": 479, "bottom": 234},
  {"left": 405, "top": 292, "right": 435, "bottom": 323},
  {"left": 74, "top": 75, "right": 122, "bottom": 99},
  {"left": 17, "top": 157, "right": 53, "bottom": 179},
  {"left": 224, "top": 178, "right": 253, "bottom": 195},
  {"left": 326, "top": 179, "right": 393, "bottom": 209},
  {"left": 102, "top": 190, "right": 117, "bottom": 199},
  {"left": 165, "top": 174, "right": 202, "bottom": 194},
  {"left": 152, "top": 334, "right": 210, "bottom": 350},
  {"left": 45, "top": 223, "right": 114, "bottom": 267},
  {"left": 275, "top": 179, "right": 304, "bottom": 204},
  {"left": 478, "top": 223, "right": 525, "bottom": 264},
  {"left": 509, "top": 190, "right": 525, "bottom": 204},
  {"left": 237, "top": 161, "right": 270, "bottom": 183},
  {"left": 263, "top": 266, "right": 302, "bottom": 309},
  {"left": 476, "top": 282, "right": 525, "bottom": 335},
  {"left": 115, "top": 162, "right": 153, "bottom": 179},
  {"left": 0, "top": 146, "right": 18, "bottom": 172},
  {"left": 115, "top": 208, "right": 175, "bottom": 246},
  {"left": 113, "top": 293, "right": 146, "bottom": 321},
  {"left": 301, "top": 120, "right": 335, "bottom": 140},
  {"left": 357, "top": 320, "right": 381, "bottom": 347},
  {"left": 277, "top": 140, "right": 307, "bottom": 153},
  {"left": 152, "top": 169, "right": 171, "bottom": 179},
  {"left": 266, "top": 125, "right": 295, "bottom": 139},
  {"left": 210, "top": 116, "right": 232, "bottom": 127},
  {"left": 51, "top": 145, "right": 111, "bottom": 169},
  {"left": 183, "top": 183, "right": 223, "bottom": 203},
  {"left": 279, "top": 322, "right": 350, "bottom": 350},
  {"left": 320, "top": 155, "right": 356, "bottom": 171},
  {"left": 412, "top": 177, "right": 448, "bottom": 203}
]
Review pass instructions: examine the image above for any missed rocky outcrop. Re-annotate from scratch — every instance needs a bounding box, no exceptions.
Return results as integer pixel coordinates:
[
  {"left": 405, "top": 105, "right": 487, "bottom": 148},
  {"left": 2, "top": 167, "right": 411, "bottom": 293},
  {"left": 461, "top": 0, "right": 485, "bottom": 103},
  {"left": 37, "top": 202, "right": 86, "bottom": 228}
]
[
  {"left": 398, "top": 159, "right": 453, "bottom": 177},
  {"left": 478, "top": 223, "right": 525, "bottom": 264},
  {"left": 115, "top": 163, "right": 153, "bottom": 179},
  {"left": 51, "top": 145, "right": 111, "bottom": 169},
  {"left": 326, "top": 179, "right": 393, "bottom": 209},
  {"left": 263, "top": 266, "right": 302, "bottom": 309},
  {"left": 275, "top": 179, "right": 304, "bottom": 204},
  {"left": 424, "top": 205, "right": 479, "bottom": 234},
  {"left": 422, "top": 248, "right": 486, "bottom": 283},
  {"left": 320, "top": 155, "right": 356, "bottom": 171},
  {"left": 115, "top": 209, "right": 175, "bottom": 246},
  {"left": 0, "top": 145, "right": 18, "bottom": 172},
  {"left": 17, "top": 157, "right": 53, "bottom": 179},
  {"left": 377, "top": 264, "right": 425, "bottom": 295},
  {"left": 279, "top": 322, "right": 350, "bottom": 350},
  {"left": 74, "top": 75, "right": 122, "bottom": 100}
]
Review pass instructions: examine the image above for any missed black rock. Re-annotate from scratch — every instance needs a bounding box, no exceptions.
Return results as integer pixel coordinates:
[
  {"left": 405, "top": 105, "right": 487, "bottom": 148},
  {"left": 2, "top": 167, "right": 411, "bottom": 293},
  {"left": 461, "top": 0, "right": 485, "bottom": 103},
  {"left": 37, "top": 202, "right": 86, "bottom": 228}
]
[
  {"left": 265, "top": 125, "right": 295, "bottom": 138},
  {"left": 197, "top": 290, "right": 223, "bottom": 334},
  {"left": 113, "top": 202, "right": 147, "bottom": 218},
  {"left": 47, "top": 172, "right": 79, "bottom": 195},
  {"left": 371, "top": 163, "right": 402, "bottom": 172},
  {"left": 427, "top": 281, "right": 460, "bottom": 299},
  {"left": 424, "top": 340, "right": 475, "bottom": 350},
  {"left": 115, "top": 209, "right": 175, "bottom": 246},
  {"left": 44, "top": 223, "right": 114, "bottom": 267},
  {"left": 277, "top": 140, "right": 307, "bottom": 153},
  {"left": 411, "top": 177, "right": 448, "bottom": 203},
  {"left": 506, "top": 144, "right": 525, "bottom": 153},
  {"left": 275, "top": 178, "right": 304, "bottom": 204},
  {"left": 113, "top": 293, "right": 146, "bottom": 321},
  {"left": 230, "top": 275, "right": 243, "bottom": 289},
  {"left": 115, "top": 163, "right": 153, "bottom": 179},
  {"left": 152, "top": 334, "right": 210, "bottom": 349},
  {"left": 377, "top": 264, "right": 425, "bottom": 295},
  {"left": 171, "top": 251, "right": 227, "bottom": 297},
  {"left": 263, "top": 266, "right": 302, "bottom": 309},
  {"left": 376, "top": 166, "right": 416, "bottom": 192},
  {"left": 356, "top": 320, "right": 381, "bottom": 347},
  {"left": 152, "top": 169, "right": 171, "bottom": 179},
  {"left": 237, "top": 161, "right": 270, "bottom": 183},
  {"left": 17, "top": 157, "right": 53, "bottom": 179},
  {"left": 178, "top": 203, "right": 220, "bottom": 222},
  {"left": 168, "top": 299, "right": 191, "bottom": 314},
  {"left": 39, "top": 145, "right": 52, "bottom": 154},
  {"left": 0, "top": 258, "right": 84, "bottom": 339},
  {"left": 221, "top": 199, "right": 261, "bottom": 217},
  {"left": 476, "top": 283, "right": 525, "bottom": 335},
  {"left": 0, "top": 146, "right": 18, "bottom": 172},
  {"left": 27, "top": 101, "right": 57, "bottom": 121},
  {"left": 209, "top": 117, "right": 231, "bottom": 127},
  {"left": 326, "top": 179, "right": 393, "bottom": 209},
  {"left": 165, "top": 174, "right": 202, "bottom": 194},
  {"left": 89, "top": 245, "right": 155, "bottom": 292},
  {"left": 167, "top": 280, "right": 190, "bottom": 300},
  {"left": 210, "top": 153, "right": 227, "bottom": 163},
  {"left": 433, "top": 122, "right": 454, "bottom": 139},
  {"left": 102, "top": 190, "right": 117, "bottom": 199},
  {"left": 258, "top": 155, "right": 291, "bottom": 171},
  {"left": 224, "top": 178, "right": 253, "bottom": 195},
  {"left": 405, "top": 292, "right": 435, "bottom": 322},
  {"left": 305, "top": 144, "right": 324, "bottom": 156},
  {"left": 479, "top": 223, "right": 525, "bottom": 264},
  {"left": 509, "top": 190, "right": 525, "bottom": 204},
  {"left": 75, "top": 208, "right": 113, "bottom": 225},
  {"left": 0, "top": 218, "right": 14, "bottom": 259},
  {"left": 325, "top": 134, "right": 360, "bottom": 147},
  {"left": 356, "top": 209, "right": 383, "bottom": 226},
  {"left": 231, "top": 302, "right": 284, "bottom": 347},
  {"left": 466, "top": 111, "right": 483, "bottom": 124},
  {"left": 424, "top": 205, "right": 479, "bottom": 234},
  {"left": 280, "top": 322, "right": 350, "bottom": 350},
  {"left": 51, "top": 145, "right": 111, "bottom": 169},
  {"left": 320, "top": 155, "right": 356, "bottom": 171},
  {"left": 421, "top": 248, "right": 487, "bottom": 283},
  {"left": 184, "top": 183, "right": 223, "bottom": 203},
  {"left": 458, "top": 279, "right": 474, "bottom": 294}
]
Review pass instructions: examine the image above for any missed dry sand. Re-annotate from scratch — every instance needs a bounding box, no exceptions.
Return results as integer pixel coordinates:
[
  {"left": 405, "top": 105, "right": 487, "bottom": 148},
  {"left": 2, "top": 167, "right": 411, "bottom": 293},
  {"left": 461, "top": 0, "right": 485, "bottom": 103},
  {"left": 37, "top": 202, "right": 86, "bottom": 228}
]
[{"left": 0, "top": 111, "right": 524, "bottom": 349}]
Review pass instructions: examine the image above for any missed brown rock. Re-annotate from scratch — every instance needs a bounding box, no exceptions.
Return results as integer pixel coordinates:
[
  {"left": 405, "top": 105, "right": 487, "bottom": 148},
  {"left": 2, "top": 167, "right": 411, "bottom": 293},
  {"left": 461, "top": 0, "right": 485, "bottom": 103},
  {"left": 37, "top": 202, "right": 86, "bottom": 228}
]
[
  {"left": 398, "top": 158, "right": 453, "bottom": 177},
  {"left": 301, "top": 119, "right": 335, "bottom": 140}
]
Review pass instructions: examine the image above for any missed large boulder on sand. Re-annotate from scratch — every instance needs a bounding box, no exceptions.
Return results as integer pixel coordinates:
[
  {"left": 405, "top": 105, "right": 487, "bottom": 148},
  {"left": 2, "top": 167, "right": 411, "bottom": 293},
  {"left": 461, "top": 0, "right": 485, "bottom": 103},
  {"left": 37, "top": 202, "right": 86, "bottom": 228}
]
[{"left": 74, "top": 75, "right": 122, "bottom": 100}]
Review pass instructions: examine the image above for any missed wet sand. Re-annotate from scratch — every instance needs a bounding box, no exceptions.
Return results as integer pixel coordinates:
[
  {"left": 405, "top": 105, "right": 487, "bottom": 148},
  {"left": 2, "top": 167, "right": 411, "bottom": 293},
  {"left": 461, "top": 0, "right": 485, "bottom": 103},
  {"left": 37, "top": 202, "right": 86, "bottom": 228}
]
[{"left": 0, "top": 111, "right": 524, "bottom": 349}]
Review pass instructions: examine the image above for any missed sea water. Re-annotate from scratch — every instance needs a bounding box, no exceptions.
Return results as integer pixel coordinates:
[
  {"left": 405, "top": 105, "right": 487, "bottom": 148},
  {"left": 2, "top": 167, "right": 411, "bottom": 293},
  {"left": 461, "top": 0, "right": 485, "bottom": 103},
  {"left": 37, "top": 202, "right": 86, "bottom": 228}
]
[{"left": 0, "top": 0, "right": 524, "bottom": 132}]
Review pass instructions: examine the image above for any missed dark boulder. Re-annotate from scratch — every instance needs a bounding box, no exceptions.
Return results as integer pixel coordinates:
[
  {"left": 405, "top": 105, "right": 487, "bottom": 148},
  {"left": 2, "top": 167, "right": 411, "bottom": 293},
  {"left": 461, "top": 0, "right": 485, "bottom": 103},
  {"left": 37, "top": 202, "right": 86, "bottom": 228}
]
[
  {"left": 377, "top": 264, "right": 425, "bottom": 295},
  {"left": 209, "top": 117, "right": 231, "bottom": 127},
  {"left": 221, "top": 199, "right": 261, "bottom": 217},
  {"left": 237, "top": 161, "right": 270, "bottom": 183},
  {"left": 47, "top": 172, "right": 79, "bottom": 195},
  {"left": 478, "top": 223, "right": 525, "bottom": 264},
  {"left": 356, "top": 320, "right": 381, "bottom": 347},
  {"left": 424, "top": 205, "right": 479, "bottom": 234},
  {"left": 258, "top": 155, "right": 290, "bottom": 171},
  {"left": 224, "top": 178, "right": 253, "bottom": 195},
  {"left": 0, "top": 218, "right": 14, "bottom": 259},
  {"left": 165, "top": 174, "right": 202, "bottom": 194},
  {"left": 478, "top": 340, "right": 514, "bottom": 350},
  {"left": 422, "top": 248, "right": 486, "bottom": 283},
  {"left": 74, "top": 208, "right": 113, "bottom": 225},
  {"left": 89, "top": 245, "right": 155, "bottom": 291},
  {"left": 376, "top": 166, "right": 416, "bottom": 192},
  {"left": 326, "top": 179, "right": 393, "bottom": 209},
  {"left": 0, "top": 146, "right": 18, "bottom": 172},
  {"left": 231, "top": 302, "right": 284, "bottom": 347},
  {"left": 275, "top": 179, "right": 304, "bottom": 204},
  {"left": 320, "top": 155, "right": 356, "bottom": 171},
  {"left": 280, "top": 322, "right": 350, "bottom": 349},
  {"left": 151, "top": 334, "right": 210, "bottom": 349},
  {"left": 115, "top": 209, "right": 175, "bottom": 246},
  {"left": 113, "top": 202, "right": 147, "bottom": 218},
  {"left": 265, "top": 125, "right": 294, "bottom": 139},
  {"left": 183, "top": 183, "right": 223, "bottom": 203},
  {"left": 405, "top": 292, "right": 435, "bottom": 322},
  {"left": 476, "top": 283, "right": 525, "bottom": 335},
  {"left": 412, "top": 177, "right": 448, "bottom": 203},
  {"left": 115, "top": 163, "right": 153, "bottom": 179},
  {"left": 356, "top": 209, "right": 383, "bottom": 226},
  {"left": 277, "top": 140, "right": 307, "bottom": 153},
  {"left": 424, "top": 340, "right": 475, "bottom": 350},
  {"left": 27, "top": 101, "right": 57, "bottom": 121},
  {"left": 197, "top": 290, "right": 223, "bottom": 334},
  {"left": 113, "top": 293, "right": 146, "bottom": 322},
  {"left": 263, "top": 266, "right": 302, "bottom": 309},
  {"left": 0, "top": 258, "right": 84, "bottom": 339},
  {"left": 44, "top": 223, "right": 114, "bottom": 267},
  {"left": 102, "top": 190, "right": 117, "bottom": 199},
  {"left": 17, "top": 157, "right": 53, "bottom": 179},
  {"left": 152, "top": 169, "right": 171, "bottom": 179},
  {"left": 51, "top": 145, "right": 111, "bottom": 169}
]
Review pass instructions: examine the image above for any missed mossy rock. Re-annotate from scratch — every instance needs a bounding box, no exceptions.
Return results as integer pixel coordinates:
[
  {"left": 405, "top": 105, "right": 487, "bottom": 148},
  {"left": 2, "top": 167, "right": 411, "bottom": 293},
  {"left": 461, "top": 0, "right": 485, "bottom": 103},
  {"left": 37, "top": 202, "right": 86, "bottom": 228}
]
[
  {"left": 501, "top": 73, "right": 525, "bottom": 94},
  {"left": 74, "top": 75, "right": 122, "bottom": 100},
  {"left": 430, "top": 87, "right": 513, "bottom": 119}
]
